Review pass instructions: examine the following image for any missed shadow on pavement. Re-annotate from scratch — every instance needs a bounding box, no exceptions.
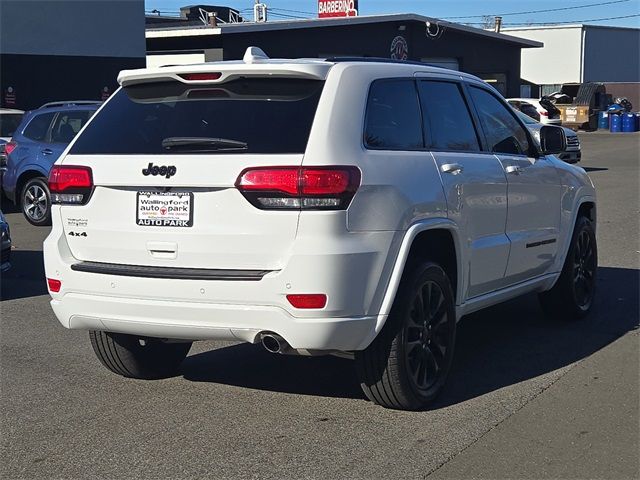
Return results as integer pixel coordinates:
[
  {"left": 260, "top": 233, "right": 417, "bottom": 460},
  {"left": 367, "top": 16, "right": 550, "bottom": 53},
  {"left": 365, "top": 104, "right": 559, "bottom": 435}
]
[
  {"left": 182, "top": 343, "right": 365, "bottom": 400},
  {"left": 435, "top": 266, "right": 639, "bottom": 408},
  {"left": 183, "top": 266, "right": 639, "bottom": 404},
  {"left": 583, "top": 167, "right": 609, "bottom": 173},
  {"left": 0, "top": 250, "right": 48, "bottom": 301}
]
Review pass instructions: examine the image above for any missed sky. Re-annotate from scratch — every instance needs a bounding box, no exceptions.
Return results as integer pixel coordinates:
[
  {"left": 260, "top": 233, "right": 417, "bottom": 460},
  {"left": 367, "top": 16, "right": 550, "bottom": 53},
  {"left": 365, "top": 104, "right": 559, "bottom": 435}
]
[{"left": 144, "top": 0, "right": 640, "bottom": 28}]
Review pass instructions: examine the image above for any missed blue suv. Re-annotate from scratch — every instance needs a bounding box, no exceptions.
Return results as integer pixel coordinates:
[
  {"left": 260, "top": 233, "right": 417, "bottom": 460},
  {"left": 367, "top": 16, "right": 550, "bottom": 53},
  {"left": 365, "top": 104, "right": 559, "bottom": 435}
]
[{"left": 2, "top": 101, "right": 100, "bottom": 225}]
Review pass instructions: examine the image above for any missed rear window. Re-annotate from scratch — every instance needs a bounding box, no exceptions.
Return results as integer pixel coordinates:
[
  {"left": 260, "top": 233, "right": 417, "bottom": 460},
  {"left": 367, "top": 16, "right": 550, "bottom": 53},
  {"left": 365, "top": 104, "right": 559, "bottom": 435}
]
[
  {"left": 23, "top": 112, "right": 56, "bottom": 142},
  {"left": 0, "top": 113, "right": 23, "bottom": 137},
  {"left": 69, "top": 78, "right": 325, "bottom": 155},
  {"left": 364, "top": 79, "right": 423, "bottom": 150}
]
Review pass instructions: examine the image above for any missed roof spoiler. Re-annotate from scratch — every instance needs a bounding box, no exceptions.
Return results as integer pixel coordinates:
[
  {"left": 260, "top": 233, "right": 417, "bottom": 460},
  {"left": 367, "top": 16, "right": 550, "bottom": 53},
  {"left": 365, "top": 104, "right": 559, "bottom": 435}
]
[{"left": 118, "top": 47, "right": 331, "bottom": 87}]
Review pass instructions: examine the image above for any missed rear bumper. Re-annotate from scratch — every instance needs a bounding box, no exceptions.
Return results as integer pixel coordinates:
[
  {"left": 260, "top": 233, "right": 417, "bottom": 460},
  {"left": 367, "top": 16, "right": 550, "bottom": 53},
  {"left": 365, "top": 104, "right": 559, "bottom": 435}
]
[
  {"left": 51, "top": 293, "right": 378, "bottom": 351},
  {"left": 44, "top": 207, "right": 397, "bottom": 351}
]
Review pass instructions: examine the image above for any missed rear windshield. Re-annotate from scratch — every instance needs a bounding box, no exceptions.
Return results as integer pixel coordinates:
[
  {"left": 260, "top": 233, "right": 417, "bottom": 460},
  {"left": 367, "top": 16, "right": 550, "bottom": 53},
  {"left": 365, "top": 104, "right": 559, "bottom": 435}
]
[
  {"left": 0, "top": 113, "right": 23, "bottom": 137},
  {"left": 69, "top": 78, "right": 325, "bottom": 155}
]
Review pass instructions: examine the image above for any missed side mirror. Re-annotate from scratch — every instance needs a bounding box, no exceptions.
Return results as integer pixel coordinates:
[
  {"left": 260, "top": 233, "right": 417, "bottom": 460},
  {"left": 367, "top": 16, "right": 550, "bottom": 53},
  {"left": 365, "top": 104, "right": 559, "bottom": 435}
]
[{"left": 539, "top": 125, "right": 566, "bottom": 155}]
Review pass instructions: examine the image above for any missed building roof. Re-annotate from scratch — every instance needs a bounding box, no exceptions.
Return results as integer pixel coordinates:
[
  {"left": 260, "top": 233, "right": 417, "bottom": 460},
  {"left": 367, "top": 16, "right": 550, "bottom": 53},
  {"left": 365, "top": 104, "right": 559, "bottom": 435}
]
[
  {"left": 146, "top": 13, "right": 543, "bottom": 48},
  {"left": 502, "top": 24, "right": 640, "bottom": 33}
]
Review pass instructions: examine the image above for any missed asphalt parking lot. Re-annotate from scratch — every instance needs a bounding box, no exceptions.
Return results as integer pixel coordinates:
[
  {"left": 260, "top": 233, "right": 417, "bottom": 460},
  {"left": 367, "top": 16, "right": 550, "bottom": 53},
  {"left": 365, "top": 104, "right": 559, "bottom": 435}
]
[{"left": 1, "top": 133, "right": 638, "bottom": 479}]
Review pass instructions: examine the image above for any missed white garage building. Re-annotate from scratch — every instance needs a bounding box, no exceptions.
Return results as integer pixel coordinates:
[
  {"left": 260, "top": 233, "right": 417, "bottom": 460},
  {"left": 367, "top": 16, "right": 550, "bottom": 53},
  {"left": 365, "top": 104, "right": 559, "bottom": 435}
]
[{"left": 503, "top": 24, "right": 639, "bottom": 99}]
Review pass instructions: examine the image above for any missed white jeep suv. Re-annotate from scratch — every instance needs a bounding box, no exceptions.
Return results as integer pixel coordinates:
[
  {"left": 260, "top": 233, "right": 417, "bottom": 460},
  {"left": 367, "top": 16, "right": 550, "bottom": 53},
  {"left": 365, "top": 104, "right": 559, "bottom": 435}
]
[{"left": 43, "top": 49, "right": 597, "bottom": 410}]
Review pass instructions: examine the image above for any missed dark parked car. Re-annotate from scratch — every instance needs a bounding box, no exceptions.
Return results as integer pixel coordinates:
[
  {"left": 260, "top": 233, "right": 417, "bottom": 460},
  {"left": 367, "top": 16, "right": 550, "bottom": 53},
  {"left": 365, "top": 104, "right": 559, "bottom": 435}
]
[
  {"left": 2, "top": 101, "right": 100, "bottom": 226},
  {"left": 0, "top": 108, "right": 25, "bottom": 194},
  {"left": 0, "top": 210, "right": 10, "bottom": 272}
]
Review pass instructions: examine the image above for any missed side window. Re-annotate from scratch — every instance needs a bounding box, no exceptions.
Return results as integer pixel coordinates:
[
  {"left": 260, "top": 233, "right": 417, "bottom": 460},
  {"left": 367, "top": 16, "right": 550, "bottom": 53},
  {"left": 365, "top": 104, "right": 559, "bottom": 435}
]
[
  {"left": 51, "top": 110, "right": 93, "bottom": 143},
  {"left": 22, "top": 112, "right": 56, "bottom": 142},
  {"left": 364, "top": 79, "right": 423, "bottom": 150},
  {"left": 469, "top": 87, "right": 531, "bottom": 156},
  {"left": 418, "top": 81, "right": 480, "bottom": 152}
]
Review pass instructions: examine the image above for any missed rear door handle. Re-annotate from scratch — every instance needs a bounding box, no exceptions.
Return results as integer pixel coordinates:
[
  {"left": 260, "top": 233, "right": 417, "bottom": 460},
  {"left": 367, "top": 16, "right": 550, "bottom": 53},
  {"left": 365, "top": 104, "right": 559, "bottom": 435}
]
[
  {"left": 505, "top": 165, "right": 521, "bottom": 175},
  {"left": 41, "top": 149, "right": 53, "bottom": 155},
  {"left": 440, "top": 163, "right": 463, "bottom": 175}
]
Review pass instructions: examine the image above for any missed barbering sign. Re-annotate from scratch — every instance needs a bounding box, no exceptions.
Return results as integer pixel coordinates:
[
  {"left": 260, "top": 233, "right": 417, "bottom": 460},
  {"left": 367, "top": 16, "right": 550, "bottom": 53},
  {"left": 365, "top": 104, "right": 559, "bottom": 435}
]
[
  {"left": 318, "top": 0, "right": 358, "bottom": 18},
  {"left": 4, "top": 86, "right": 16, "bottom": 107}
]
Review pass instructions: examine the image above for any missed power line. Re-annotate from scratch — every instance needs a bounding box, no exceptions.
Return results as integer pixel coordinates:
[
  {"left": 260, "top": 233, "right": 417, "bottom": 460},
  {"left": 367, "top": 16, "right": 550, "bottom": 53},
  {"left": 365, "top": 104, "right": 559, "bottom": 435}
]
[
  {"left": 270, "top": 7, "right": 316, "bottom": 16},
  {"left": 269, "top": 12, "right": 313, "bottom": 20},
  {"left": 444, "top": 0, "right": 632, "bottom": 19},
  {"left": 487, "top": 13, "right": 640, "bottom": 26}
]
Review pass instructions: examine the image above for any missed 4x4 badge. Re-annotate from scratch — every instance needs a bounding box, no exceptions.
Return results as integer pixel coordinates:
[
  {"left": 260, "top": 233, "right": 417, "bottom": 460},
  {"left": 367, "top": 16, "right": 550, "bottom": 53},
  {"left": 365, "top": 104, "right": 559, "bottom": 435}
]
[{"left": 142, "top": 162, "right": 177, "bottom": 179}]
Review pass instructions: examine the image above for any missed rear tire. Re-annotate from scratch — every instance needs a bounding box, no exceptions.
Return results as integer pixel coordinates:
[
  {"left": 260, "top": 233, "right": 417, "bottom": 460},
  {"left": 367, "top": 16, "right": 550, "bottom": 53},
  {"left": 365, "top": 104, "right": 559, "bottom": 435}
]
[
  {"left": 89, "top": 331, "right": 191, "bottom": 379},
  {"left": 355, "top": 262, "right": 457, "bottom": 410},
  {"left": 21, "top": 177, "right": 51, "bottom": 226},
  {"left": 539, "top": 215, "right": 597, "bottom": 320}
]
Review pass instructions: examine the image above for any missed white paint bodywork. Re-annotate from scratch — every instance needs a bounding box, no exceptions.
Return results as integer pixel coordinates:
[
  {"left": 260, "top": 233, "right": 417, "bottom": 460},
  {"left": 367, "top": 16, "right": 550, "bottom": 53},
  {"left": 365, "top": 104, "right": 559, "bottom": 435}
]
[{"left": 43, "top": 57, "right": 596, "bottom": 353}]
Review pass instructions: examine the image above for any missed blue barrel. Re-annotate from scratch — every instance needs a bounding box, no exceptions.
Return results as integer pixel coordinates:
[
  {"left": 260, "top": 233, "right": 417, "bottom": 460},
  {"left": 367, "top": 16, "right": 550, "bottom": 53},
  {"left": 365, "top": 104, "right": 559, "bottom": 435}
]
[
  {"left": 610, "top": 113, "right": 622, "bottom": 132},
  {"left": 636, "top": 113, "right": 640, "bottom": 131},
  {"left": 598, "top": 111, "right": 609, "bottom": 129},
  {"left": 622, "top": 113, "right": 637, "bottom": 132}
]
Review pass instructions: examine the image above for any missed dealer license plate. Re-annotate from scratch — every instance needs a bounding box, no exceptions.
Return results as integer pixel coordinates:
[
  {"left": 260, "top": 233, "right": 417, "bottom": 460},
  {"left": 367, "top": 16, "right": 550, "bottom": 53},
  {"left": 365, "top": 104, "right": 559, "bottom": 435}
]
[{"left": 136, "top": 191, "right": 193, "bottom": 227}]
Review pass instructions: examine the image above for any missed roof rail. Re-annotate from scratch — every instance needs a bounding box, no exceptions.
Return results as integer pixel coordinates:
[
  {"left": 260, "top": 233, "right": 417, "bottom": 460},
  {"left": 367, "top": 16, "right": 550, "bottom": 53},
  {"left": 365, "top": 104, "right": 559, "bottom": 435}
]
[
  {"left": 325, "top": 56, "right": 449, "bottom": 69},
  {"left": 39, "top": 100, "right": 102, "bottom": 109}
]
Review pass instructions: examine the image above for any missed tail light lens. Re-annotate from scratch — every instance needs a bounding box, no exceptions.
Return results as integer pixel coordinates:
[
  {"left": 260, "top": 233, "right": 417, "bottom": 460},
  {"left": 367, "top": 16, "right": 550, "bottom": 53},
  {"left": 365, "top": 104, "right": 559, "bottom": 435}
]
[
  {"left": 540, "top": 110, "right": 549, "bottom": 117},
  {"left": 47, "top": 278, "right": 62, "bottom": 293},
  {"left": 4, "top": 140, "right": 17, "bottom": 157},
  {"left": 236, "top": 166, "right": 360, "bottom": 210},
  {"left": 48, "top": 165, "right": 93, "bottom": 205}
]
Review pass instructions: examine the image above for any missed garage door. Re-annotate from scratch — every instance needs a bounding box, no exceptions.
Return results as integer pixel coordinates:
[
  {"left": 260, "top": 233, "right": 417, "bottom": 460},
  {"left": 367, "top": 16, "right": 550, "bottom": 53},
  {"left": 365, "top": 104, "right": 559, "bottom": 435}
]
[{"left": 421, "top": 57, "right": 459, "bottom": 71}]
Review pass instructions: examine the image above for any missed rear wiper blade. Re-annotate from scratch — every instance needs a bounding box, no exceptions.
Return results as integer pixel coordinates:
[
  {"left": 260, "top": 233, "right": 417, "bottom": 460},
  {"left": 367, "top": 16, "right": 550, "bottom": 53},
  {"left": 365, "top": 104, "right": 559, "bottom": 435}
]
[{"left": 161, "top": 137, "right": 248, "bottom": 151}]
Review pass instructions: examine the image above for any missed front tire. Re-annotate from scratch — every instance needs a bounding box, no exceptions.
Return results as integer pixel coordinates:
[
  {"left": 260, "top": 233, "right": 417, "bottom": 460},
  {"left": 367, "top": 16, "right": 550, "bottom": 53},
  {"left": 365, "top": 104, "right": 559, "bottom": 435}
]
[
  {"left": 21, "top": 177, "right": 51, "bottom": 226},
  {"left": 355, "top": 262, "right": 457, "bottom": 410},
  {"left": 89, "top": 331, "right": 192, "bottom": 379},
  {"left": 539, "top": 215, "right": 597, "bottom": 319}
]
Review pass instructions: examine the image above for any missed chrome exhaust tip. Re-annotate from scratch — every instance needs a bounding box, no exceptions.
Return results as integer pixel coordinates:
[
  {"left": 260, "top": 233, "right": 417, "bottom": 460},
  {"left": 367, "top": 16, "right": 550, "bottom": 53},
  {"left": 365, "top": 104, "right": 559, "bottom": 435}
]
[{"left": 259, "top": 332, "right": 294, "bottom": 355}]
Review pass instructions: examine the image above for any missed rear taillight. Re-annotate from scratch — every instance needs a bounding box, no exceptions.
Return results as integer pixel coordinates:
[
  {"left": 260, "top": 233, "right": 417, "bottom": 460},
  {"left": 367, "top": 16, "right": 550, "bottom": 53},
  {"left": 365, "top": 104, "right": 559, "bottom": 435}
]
[
  {"left": 236, "top": 166, "right": 360, "bottom": 210},
  {"left": 48, "top": 165, "right": 93, "bottom": 205},
  {"left": 540, "top": 110, "right": 549, "bottom": 117},
  {"left": 4, "top": 140, "right": 17, "bottom": 156}
]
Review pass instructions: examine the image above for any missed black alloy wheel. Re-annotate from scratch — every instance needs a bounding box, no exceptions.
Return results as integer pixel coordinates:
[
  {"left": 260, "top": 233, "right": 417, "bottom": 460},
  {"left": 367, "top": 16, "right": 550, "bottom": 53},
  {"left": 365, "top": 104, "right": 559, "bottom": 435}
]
[
  {"left": 355, "top": 262, "right": 457, "bottom": 410},
  {"left": 572, "top": 228, "right": 597, "bottom": 311},
  {"left": 403, "top": 280, "right": 451, "bottom": 395}
]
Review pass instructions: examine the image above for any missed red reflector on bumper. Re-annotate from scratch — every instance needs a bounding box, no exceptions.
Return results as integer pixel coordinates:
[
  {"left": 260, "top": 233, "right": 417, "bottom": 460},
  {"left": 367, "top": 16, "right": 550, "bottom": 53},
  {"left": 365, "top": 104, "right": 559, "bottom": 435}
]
[
  {"left": 47, "top": 278, "right": 61, "bottom": 293},
  {"left": 286, "top": 294, "right": 327, "bottom": 309}
]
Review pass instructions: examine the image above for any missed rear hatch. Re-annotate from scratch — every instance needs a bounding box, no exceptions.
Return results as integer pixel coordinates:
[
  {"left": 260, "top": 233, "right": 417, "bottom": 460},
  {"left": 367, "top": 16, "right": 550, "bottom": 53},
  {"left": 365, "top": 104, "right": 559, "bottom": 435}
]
[
  {"left": 58, "top": 71, "right": 327, "bottom": 271},
  {"left": 539, "top": 98, "right": 561, "bottom": 119}
]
